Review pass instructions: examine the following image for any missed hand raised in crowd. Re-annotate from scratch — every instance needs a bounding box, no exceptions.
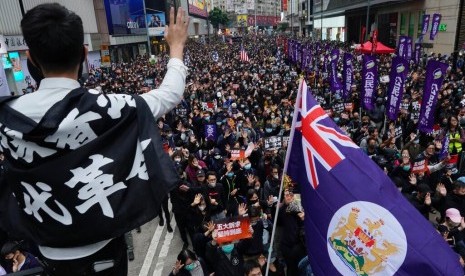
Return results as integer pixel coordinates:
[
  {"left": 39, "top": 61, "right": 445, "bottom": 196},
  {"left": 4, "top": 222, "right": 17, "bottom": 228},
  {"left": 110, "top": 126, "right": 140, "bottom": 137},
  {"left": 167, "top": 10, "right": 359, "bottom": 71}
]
[
  {"left": 210, "top": 196, "right": 218, "bottom": 205},
  {"left": 460, "top": 217, "right": 465, "bottom": 231},
  {"left": 230, "top": 188, "right": 238, "bottom": 196},
  {"left": 298, "top": 211, "right": 305, "bottom": 221},
  {"left": 164, "top": 7, "right": 189, "bottom": 61},
  {"left": 247, "top": 174, "right": 255, "bottom": 184},
  {"left": 436, "top": 183, "right": 447, "bottom": 197},
  {"left": 204, "top": 221, "right": 215, "bottom": 237},
  {"left": 409, "top": 173, "right": 417, "bottom": 186},
  {"left": 424, "top": 192, "right": 431, "bottom": 206},
  {"left": 192, "top": 193, "right": 202, "bottom": 205},
  {"left": 172, "top": 259, "right": 184, "bottom": 275},
  {"left": 238, "top": 203, "right": 248, "bottom": 216},
  {"left": 267, "top": 195, "right": 275, "bottom": 206}
]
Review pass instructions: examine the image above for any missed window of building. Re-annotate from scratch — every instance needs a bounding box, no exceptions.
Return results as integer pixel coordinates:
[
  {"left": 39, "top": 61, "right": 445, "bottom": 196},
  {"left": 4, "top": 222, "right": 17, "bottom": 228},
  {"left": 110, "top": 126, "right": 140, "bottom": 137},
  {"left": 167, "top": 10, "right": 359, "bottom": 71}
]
[
  {"left": 400, "top": 12, "right": 407, "bottom": 35},
  {"left": 408, "top": 12, "right": 415, "bottom": 37}
]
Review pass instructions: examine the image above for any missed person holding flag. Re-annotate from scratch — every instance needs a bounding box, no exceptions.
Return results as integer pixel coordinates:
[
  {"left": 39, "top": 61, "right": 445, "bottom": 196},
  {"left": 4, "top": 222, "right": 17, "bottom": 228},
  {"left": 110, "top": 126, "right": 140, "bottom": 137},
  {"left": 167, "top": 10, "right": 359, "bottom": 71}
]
[{"left": 267, "top": 79, "right": 463, "bottom": 275}]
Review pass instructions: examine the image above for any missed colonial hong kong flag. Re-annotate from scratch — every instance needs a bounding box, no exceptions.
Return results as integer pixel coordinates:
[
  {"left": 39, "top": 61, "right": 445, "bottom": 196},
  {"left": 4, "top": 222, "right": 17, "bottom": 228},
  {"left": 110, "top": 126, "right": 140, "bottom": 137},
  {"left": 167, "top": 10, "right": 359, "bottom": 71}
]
[
  {"left": 240, "top": 45, "right": 249, "bottom": 62},
  {"left": 284, "top": 79, "right": 462, "bottom": 276}
]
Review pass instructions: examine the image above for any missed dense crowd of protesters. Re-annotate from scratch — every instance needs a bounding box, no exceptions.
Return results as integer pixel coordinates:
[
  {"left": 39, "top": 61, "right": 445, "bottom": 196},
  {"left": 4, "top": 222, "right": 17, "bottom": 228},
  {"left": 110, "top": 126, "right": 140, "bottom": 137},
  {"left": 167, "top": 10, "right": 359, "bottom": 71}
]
[{"left": 3, "top": 31, "right": 465, "bottom": 275}]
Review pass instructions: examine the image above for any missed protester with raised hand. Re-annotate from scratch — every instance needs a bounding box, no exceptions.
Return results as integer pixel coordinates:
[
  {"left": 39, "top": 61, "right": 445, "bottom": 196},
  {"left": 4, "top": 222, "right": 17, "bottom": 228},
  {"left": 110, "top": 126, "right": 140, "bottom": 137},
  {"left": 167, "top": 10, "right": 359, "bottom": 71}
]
[{"left": 0, "top": 4, "right": 189, "bottom": 275}]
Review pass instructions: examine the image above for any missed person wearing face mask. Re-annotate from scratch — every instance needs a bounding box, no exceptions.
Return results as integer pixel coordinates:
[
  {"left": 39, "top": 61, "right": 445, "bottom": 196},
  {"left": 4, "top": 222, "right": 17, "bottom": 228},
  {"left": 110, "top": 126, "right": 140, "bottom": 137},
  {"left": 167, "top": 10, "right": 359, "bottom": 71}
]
[
  {"left": 1, "top": 241, "right": 41, "bottom": 274},
  {"left": 206, "top": 148, "right": 225, "bottom": 174},
  {"left": 0, "top": 4, "right": 189, "bottom": 275},
  {"left": 188, "top": 194, "right": 212, "bottom": 242},
  {"left": 221, "top": 162, "right": 240, "bottom": 216},
  {"left": 237, "top": 159, "right": 258, "bottom": 198},
  {"left": 264, "top": 166, "right": 281, "bottom": 199},
  {"left": 206, "top": 204, "right": 252, "bottom": 276},
  {"left": 169, "top": 249, "right": 209, "bottom": 276},
  {"left": 203, "top": 172, "right": 227, "bottom": 220}
]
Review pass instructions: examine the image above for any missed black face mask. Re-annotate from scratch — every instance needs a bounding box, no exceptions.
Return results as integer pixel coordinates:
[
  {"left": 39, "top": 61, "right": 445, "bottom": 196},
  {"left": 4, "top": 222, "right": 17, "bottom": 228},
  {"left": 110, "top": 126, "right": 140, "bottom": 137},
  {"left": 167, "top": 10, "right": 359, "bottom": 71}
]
[{"left": 28, "top": 47, "right": 86, "bottom": 86}]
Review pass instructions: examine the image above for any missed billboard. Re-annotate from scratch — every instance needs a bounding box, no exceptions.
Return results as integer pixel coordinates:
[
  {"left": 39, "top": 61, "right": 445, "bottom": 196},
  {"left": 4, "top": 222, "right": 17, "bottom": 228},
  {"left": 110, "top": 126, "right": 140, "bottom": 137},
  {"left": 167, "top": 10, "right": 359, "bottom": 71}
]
[
  {"left": 237, "top": 15, "right": 248, "bottom": 27},
  {"left": 9, "top": 52, "right": 24, "bottom": 82},
  {"left": 104, "top": 0, "right": 147, "bottom": 35},
  {"left": 147, "top": 12, "right": 166, "bottom": 36},
  {"left": 188, "top": 0, "right": 208, "bottom": 18}
]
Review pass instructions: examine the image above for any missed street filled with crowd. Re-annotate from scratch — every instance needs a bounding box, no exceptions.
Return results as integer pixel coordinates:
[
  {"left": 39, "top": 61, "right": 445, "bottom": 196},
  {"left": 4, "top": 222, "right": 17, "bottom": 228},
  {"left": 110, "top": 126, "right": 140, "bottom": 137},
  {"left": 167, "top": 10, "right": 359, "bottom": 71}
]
[{"left": 3, "top": 30, "right": 465, "bottom": 275}]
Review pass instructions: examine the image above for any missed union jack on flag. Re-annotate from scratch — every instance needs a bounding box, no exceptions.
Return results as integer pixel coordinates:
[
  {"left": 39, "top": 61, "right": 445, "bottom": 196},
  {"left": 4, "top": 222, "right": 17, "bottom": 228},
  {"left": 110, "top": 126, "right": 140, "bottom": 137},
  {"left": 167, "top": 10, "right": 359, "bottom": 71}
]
[
  {"left": 281, "top": 79, "right": 463, "bottom": 275},
  {"left": 240, "top": 45, "right": 249, "bottom": 62},
  {"left": 294, "top": 80, "right": 357, "bottom": 189}
]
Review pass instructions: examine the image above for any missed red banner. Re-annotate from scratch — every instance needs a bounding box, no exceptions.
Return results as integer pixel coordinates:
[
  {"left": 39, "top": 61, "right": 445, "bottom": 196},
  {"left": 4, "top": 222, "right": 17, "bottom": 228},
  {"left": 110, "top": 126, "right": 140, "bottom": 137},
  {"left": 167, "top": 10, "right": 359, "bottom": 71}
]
[
  {"left": 282, "top": 0, "right": 288, "bottom": 11},
  {"left": 230, "top": 149, "right": 245, "bottom": 160},
  {"left": 247, "top": 16, "right": 280, "bottom": 27},
  {"left": 214, "top": 216, "right": 251, "bottom": 245}
]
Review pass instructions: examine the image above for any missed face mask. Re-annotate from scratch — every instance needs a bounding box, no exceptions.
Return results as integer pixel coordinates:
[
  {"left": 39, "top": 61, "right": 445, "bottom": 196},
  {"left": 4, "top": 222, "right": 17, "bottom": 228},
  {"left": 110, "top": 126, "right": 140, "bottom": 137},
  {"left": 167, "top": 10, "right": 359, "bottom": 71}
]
[
  {"left": 174, "top": 158, "right": 181, "bottom": 162},
  {"left": 273, "top": 174, "right": 279, "bottom": 180},
  {"left": 402, "top": 165, "right": 410, "bottom": 171},
  {"left": 265, "top": 128, "right": 272, "bottom": 133},
  {"left": 244, "top": 164, "right": 252, "bottom": 170},
  {"left": 237, "top": 123, "right": 242, "bottom": 128},
  {"left": 185, "top": 262, "right": 197, "bottom": 271},
  {"left": 227, "top": 172, "right": 234, "bottom": 178},
  {"left": 208, "top": 183, "right": 217, "bottom": 188},
  {"left": 254, "top": 186, "right": 260, "bottom": 191},
  {"left": 245, "top": 109, "right": 249, "bottom": 113},
  {"left": 216, "top": 121, "right": 222, "bottom": 126},
  {"left": 190, "top": 95, "right": 196, "bottom": 100},
  {"left": 214, "top": 155, "right": 221, "bottom": 160},
  {"left": 27, "top": 59, "right": 44, "bottom": 86},
  {"left": 205, "top": 116, "right": 210, "bottom": 121},
  {"left": 221, "top": 244, "right": 234, "bottom": 254},
  {"left": 199, "top": 205, "right": 206, "bottom": 211},
  {"left": 181, "top": 133, "right": 187, "bottom": 140},
  {"left": 271, "top": 115, "right": 276, "bottom": 119}
]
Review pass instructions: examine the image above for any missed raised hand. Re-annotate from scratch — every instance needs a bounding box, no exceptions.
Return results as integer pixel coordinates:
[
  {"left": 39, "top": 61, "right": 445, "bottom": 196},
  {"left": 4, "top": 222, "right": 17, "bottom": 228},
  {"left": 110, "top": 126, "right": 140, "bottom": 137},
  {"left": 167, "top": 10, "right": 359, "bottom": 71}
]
[
  {"left": 238, "top": 203, "right": 248, "bottom": 216},
  {"left": 172, "top": 259, "right": 184, "bottom": 275},
  {"left": 193, "top": 193, "right": 202, "bottom": 205},
  {"left": 165, "top": 7, "right": 189, "bottom": 61},
  {"left": 424, "top": 192, "right": 431, "bottom": 206},
  {"left": 436, "top": 183, "right": 447, "bottom": 197}
]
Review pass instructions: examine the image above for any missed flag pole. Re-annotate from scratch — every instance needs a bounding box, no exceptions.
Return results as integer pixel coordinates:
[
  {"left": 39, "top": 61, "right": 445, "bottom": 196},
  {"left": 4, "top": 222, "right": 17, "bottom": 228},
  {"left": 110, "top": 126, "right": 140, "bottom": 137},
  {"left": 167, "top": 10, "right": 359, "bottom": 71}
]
[{"left": 265, "top": 78, "right": 304, "bottom": 275}]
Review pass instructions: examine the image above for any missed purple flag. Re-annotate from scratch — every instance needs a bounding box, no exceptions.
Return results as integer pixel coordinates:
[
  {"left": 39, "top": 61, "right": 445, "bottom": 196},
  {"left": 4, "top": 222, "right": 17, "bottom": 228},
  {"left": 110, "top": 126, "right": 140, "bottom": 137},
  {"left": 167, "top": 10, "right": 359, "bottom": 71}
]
[
  {"left": 414, "top": 43, "right": 422, "bottom": 64},
  {"left": 386, "top": 57, "right": 409, "bottom": 121},
  {"left": 422, "top": 14, "right": 430, "bottom": 35},
  {"left": 418, "top": 60, "right": 448, "bottom": 133},
  {"left": 284, "top": 80, "right": 463, "bottom": 276},
  {"left": 406, "top": 37, "right": 413, "bottom": 61},
  {"left": 287, "top": 40, "right": 292, "bottom": 59},
  {"left": 361, "top": 55, "right": 378, "bottom": 110},
  {"left": 204, "top": 124, "right": 217, "bottom": 141},
  {"left": 430, "top": 13, "right": 441, "bottom": 40},
  {"left": 440, "top": 135, "right": 450, "bottom": 160},
  {"left": 343, "top": 53, "right": 353, "bottom": 100},
  {"left": 330, "top": 49, "right": 342, "bottom": 95},
  {"left": 397, "top": 36, "right": 407, "bottom": 58}
]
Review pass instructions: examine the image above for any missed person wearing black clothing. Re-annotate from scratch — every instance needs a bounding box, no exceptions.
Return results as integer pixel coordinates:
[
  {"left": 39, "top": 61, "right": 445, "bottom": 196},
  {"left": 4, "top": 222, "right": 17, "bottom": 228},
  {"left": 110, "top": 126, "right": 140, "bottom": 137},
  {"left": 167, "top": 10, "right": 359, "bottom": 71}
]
[
  {"left": 169, "top": 249, "right": 209, "bottom": 276},
  {"left": 170, "top": 170, "right": 193, "bottom": 249},
  {"left": 278, "top": 189, "right": 305, "bottom": 276},
  {"left": 206, "top": 242, "right": 245, "bottom": 276},
  {"left": 221, "top": 162, "right": 240, "bottom": 216}
]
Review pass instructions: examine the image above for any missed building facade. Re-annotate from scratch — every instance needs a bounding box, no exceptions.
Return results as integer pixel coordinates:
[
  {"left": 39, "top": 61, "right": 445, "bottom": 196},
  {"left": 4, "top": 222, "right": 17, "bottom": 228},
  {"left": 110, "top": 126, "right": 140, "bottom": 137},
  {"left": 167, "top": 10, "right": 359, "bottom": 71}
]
[{"left": 310, "top": 0, "right": 462, "bottom": 54}]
